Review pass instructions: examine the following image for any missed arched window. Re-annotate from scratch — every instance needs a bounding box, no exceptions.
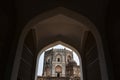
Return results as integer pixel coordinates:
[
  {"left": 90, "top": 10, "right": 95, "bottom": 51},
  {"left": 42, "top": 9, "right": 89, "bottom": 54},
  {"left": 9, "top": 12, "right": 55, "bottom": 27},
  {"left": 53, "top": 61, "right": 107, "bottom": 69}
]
[
  {"left": 57, "top": 58, "right": 60, "bottom": 62},
  {"left": 46, "top": 56, "right": 51, "bottom": 63},
  {"left": 48, "top": 59, "right": 50, "bottom": 63},
  {"left": 67, "top": 55, "right": 71, "bottom": 62},
  {"left": 56, "top": 54, "right": 62, "bottom": 62}
]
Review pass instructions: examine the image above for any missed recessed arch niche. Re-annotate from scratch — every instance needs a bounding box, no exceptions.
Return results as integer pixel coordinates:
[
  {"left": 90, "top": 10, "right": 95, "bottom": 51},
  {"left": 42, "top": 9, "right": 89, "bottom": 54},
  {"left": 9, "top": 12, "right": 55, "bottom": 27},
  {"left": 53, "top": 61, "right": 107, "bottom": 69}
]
[
  {"left": 55, "top": 54, "right": 62, "bottom": 62},
  {"left": 55, "top": 65, "right": 62, "bottom": 73},
  {"left": 11, "top": 7, "right": 108, "bottom": 80}
]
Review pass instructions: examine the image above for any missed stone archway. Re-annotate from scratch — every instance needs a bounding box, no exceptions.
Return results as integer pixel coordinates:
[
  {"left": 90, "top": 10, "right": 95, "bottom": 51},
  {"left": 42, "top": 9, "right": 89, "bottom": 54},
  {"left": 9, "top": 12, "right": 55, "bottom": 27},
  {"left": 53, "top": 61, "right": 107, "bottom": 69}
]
[
  {"left": 11, "top": 7, "right": 108, "bottom": 80},
  {"left": 35, "top": 41, "right": 83, "bottom": 80}
]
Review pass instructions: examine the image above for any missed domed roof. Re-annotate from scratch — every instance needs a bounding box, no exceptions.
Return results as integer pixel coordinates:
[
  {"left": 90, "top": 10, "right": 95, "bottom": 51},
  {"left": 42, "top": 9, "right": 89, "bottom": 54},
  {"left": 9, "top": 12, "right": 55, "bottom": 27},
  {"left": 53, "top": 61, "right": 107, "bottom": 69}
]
[{"left": 67, "top": 60, "right": 77, "bottom": 66}]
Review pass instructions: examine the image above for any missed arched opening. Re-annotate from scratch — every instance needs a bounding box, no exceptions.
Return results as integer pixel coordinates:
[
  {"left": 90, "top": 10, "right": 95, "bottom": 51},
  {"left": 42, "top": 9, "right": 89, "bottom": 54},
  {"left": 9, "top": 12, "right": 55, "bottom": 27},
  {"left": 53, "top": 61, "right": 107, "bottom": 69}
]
[
  {"left": 11, "top": 7, "right": 108, "bottom": 80},
  {"left": 55, "top": 65, "right": 62, "bottom": 77},
  {"left": 56, "top": 54, "right": 62, "bottom": 62},
  {"left": 36, "top": 42, "right": 82, "bottom": 80},
  {"left": 17, "top": 29, "right": 36, "bottom": 80},
  {"left": 67, "top": 55, "right": 72, "bottom": 63},
  {"left": 82, "top": 31, "right": 102, "bottom": 80},
  {"left": 57, "top": 58, "right": 60, "bottom": 62}
]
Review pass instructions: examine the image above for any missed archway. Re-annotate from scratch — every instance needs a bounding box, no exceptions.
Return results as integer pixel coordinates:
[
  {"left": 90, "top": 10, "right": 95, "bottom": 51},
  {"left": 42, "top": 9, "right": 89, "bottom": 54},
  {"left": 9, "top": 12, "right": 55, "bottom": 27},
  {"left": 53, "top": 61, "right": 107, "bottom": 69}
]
[
  {"left": 11, "top": 7, "right": 108, "bottom": 80},
  {"left": 55, "top": 65, "right": 62, "bottom": 77},
  {"left": 35, "top": 41, "right": 82, "bottom": 80}
]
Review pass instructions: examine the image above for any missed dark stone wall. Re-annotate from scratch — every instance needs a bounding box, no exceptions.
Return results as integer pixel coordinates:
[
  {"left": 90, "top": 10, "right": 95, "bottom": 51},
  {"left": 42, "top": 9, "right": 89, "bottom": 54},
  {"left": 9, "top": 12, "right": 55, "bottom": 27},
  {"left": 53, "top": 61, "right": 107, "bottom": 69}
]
[
  {"left": 106, "top": 1, "right": 120, "bottom": 80},
  {"left": 0, "top": 0, "right": 17, "bottom": 80}
]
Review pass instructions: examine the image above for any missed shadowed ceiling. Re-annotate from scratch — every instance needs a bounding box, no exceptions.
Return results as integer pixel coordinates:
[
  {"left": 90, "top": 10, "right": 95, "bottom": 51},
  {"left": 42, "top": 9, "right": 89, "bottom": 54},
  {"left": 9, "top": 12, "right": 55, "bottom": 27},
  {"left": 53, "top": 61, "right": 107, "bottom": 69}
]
[{"left": 33, "top": 14, "right": 89, "bottom": 50}]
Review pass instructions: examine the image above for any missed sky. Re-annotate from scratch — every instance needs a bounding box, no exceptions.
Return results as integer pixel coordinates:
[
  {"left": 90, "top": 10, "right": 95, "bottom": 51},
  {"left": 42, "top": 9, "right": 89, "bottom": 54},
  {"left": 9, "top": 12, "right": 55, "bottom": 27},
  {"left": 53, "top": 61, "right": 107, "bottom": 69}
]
[{"left": 37, "top": 44, "right": 80, "bottom": 76}]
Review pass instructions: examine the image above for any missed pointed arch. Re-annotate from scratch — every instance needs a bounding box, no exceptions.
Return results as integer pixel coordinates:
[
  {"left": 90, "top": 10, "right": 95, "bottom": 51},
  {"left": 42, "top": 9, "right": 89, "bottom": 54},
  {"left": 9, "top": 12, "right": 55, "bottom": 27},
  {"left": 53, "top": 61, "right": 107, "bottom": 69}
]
[
  {"left": 11, "top": 7, "right": 108, "bottom": 80},
  {"left": 55, "top": 65, "right": 62, "bottom": 73},
  {"left": 35, "top": 41, "right": 83, "bottom": 80},
  {"left": 55, "top": 54, "right": 62, "bottom": 62}
]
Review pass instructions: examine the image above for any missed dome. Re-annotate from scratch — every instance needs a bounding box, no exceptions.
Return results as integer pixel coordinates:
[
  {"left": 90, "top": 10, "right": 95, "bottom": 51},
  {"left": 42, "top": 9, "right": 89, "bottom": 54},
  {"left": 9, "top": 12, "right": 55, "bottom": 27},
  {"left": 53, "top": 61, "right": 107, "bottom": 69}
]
[{"left": 67, "top": 60, "right": 77, "bottom": 66}]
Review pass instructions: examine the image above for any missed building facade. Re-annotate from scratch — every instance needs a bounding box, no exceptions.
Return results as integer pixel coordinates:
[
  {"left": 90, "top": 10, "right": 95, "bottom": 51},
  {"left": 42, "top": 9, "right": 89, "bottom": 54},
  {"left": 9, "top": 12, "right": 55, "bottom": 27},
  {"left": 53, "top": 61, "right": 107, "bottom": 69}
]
[{"left": 37, "top": 48, "right": 80, "bottom": 80}]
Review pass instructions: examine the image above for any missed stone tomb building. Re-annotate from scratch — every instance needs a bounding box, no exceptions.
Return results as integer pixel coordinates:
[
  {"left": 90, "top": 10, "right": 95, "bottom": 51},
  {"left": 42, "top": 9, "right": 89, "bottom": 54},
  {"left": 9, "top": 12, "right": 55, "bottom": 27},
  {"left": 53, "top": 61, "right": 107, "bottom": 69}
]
[{"left": 37, "top": 48, "right": 80, "bottom": 80}]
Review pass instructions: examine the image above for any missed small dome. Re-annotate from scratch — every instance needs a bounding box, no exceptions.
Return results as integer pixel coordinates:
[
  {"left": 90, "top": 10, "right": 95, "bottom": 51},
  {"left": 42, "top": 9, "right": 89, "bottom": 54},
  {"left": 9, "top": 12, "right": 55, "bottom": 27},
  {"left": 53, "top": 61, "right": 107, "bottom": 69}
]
[{"left": 67, "top": 60, "right": 77, "bottom": 66}]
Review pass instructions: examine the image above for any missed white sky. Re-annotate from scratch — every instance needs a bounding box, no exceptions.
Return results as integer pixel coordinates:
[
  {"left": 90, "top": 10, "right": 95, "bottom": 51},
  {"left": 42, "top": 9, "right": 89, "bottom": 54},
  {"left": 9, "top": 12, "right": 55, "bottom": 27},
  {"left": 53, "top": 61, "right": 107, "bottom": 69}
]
[{"left": 37, "top": 44, "right": 80, "bottom": 76}]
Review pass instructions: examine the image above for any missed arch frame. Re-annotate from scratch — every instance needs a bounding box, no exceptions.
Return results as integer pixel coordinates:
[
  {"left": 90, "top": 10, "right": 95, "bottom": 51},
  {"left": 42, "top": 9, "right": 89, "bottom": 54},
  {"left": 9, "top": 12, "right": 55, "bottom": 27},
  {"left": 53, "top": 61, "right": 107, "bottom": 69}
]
[
  {"left": 55, "top": 54, "right": 62, "bottom": 62},
  {"left": 10, "top": 7, "right": 108, "bottom": 80},
  {"left": 55, "top": 65, "right": 62, "bottom": 73},
  {"left": 35, "top": 41, "right": 83, "bottom": 80}
]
